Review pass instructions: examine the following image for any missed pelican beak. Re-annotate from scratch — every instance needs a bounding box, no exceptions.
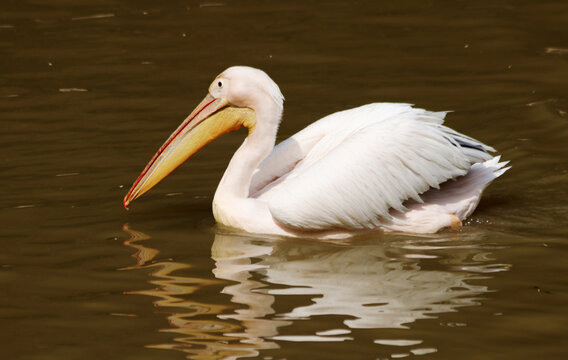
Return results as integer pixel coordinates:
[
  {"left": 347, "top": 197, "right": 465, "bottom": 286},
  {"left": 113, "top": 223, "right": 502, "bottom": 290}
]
[{"left": 123, "top": 93, "right": 256, "bottom": 209}]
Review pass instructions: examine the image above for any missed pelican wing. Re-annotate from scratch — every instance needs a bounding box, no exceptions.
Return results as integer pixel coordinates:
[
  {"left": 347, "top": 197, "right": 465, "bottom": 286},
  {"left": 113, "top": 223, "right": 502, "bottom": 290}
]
[{"left": 255, "top": 103, "right": 493, "bottom": 231}]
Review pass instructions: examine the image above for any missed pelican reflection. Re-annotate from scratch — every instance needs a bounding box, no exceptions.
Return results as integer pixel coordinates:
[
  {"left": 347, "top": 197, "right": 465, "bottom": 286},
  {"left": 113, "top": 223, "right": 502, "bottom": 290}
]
[
  {"left": 122, "top": 225, "right": 509, "bottom": 358},
  {"left": 212, "top": 233, "right": 502, "bottom": 332}
]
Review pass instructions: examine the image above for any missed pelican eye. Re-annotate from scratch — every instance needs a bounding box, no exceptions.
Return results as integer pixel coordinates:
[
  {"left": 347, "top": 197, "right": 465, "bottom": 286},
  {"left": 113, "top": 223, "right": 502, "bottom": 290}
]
[{"left": 218, "top": 81, "right": 223, "bottom": 88}]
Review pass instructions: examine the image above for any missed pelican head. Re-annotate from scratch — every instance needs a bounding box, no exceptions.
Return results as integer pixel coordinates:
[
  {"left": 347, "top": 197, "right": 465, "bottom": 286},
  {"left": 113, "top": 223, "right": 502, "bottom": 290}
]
[{"left": 123, "top": 66, "right": 283, "bottom": 208}]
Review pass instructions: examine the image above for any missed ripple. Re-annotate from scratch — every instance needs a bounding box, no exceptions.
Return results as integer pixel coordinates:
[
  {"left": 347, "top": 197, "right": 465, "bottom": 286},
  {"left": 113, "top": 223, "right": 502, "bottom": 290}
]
[
  {"left": 316, "top": 329, "right": 351, "bottom": 336},
  {"left": 71, "top": 13, "right": 115, "bottom": 21},
  {"left": 373, "top": 339, "right": 423, "bottom": 346},
  {"left": 410, "top": 347, "right": 438, "bottom": 355},
  {"left": 271, "top": 335, "right": 352, "bottom": 342}
]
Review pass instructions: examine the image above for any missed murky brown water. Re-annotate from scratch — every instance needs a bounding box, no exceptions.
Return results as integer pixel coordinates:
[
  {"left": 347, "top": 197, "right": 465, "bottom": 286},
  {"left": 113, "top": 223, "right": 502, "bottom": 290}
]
[{"left": 2, "top": 1, "right": 568, "bottom": 359}]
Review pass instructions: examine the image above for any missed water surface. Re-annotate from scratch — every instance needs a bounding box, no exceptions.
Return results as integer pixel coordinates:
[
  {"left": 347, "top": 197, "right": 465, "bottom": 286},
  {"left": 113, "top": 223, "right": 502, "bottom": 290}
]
[{"left": 1, "top": 1, "right": 567, "bottom": 359}]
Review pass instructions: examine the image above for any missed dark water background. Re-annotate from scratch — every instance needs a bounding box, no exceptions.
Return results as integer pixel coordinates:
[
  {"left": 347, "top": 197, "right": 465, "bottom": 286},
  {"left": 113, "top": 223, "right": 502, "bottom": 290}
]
[{"left": 2, "top": 1, "right": 567, "bottom": 359}]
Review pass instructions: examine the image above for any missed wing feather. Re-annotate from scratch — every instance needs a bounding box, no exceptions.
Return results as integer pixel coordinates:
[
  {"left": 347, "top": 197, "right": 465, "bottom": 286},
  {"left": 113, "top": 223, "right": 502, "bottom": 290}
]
[{"left": 255, "top": 103, "right": 493, "bottom": 231}]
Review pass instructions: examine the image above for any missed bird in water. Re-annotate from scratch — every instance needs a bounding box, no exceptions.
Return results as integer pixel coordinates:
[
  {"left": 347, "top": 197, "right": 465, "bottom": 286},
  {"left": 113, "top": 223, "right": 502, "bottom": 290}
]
[{"left": 123, "top": 66, "right": 509, "bottom": 238}]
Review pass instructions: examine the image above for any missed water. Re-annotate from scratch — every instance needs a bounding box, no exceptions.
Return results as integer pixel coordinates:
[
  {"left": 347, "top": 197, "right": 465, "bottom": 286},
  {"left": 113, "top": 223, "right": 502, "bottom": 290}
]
[{"left": 1, "top": 0, "right": 567, "bottom": 359}]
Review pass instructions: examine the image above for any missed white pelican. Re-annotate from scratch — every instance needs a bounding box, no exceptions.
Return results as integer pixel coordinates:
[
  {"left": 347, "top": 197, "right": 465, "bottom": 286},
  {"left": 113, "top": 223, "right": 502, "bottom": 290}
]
[{"left": 123, "top": 66, "right": 509, "bottom": 237}]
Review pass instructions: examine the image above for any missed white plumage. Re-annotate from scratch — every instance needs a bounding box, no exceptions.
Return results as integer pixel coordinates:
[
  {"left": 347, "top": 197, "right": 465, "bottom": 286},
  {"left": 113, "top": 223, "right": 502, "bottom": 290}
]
[
  {"left": 253, "top": 103, "right": 492, "bottom": 230},
  {"left": 124, "top": 66, "right": 509, "bottom": 238}
]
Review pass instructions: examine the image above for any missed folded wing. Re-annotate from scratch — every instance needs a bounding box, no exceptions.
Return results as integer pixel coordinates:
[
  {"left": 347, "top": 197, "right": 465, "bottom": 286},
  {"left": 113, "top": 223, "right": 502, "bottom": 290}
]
[{"left": 252, "top": 103, "right": 493, "bottom": 231}]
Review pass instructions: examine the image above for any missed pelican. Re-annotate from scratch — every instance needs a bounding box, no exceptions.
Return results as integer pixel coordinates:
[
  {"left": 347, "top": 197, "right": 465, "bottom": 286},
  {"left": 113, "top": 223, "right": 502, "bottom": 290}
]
[{"left": 123, "top": 66, "right": 509, "bottom": 238}]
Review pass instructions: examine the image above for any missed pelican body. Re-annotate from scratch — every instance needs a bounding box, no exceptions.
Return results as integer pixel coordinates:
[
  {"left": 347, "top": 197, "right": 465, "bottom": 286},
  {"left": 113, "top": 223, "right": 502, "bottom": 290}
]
[{"left": 123, "top": 66, "right": 508, "bottom": 238}]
